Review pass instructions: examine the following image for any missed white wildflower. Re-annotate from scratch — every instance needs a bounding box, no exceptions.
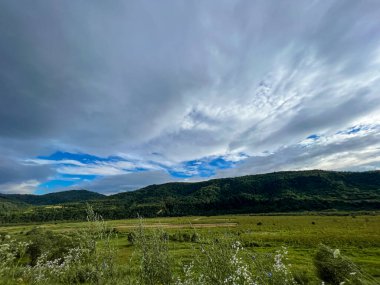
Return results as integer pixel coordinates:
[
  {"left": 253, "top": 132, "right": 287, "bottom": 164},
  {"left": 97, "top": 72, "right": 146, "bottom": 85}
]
[{"left": 333, "top": 249, "right": 340, "bottom": 258}]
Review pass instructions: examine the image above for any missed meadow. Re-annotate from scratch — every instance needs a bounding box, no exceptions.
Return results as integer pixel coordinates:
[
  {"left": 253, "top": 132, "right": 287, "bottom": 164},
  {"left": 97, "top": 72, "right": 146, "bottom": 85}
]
[{"left": 1, "top": 212, "right": 379, "bottom": 284}]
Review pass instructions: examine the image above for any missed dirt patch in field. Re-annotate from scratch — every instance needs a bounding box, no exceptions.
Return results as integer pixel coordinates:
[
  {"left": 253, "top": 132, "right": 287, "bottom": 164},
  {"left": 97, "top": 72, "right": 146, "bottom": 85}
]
[
  {"left": 45, "top": 205, "right": 64, "bottom": 209},
  {"left": 115, "top": 223, "right": 238, "bottom": 230}
]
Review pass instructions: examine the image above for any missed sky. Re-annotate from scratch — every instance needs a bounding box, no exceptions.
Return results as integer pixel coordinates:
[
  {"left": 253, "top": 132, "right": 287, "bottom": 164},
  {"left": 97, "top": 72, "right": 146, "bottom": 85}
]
[{"left": 0, "top": 0, "right": 380, "bottom": 195}]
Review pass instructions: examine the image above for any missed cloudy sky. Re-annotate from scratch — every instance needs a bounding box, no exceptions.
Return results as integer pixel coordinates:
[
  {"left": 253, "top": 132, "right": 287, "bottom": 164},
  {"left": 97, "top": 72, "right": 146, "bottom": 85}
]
[{"left": 1, "top": 0, "right": 380, "bottom": 195}]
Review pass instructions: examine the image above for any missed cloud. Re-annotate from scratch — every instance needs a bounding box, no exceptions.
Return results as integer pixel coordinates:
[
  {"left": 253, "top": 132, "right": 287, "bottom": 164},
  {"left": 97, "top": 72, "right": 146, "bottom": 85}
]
[
  {"left": 0, "top": 180, "right": 40, "bottom": 194},
  {"left": 28, "top": 152, "right": 245, "bottom": 194},
  {"left": 0, "top": 153, "right": 53, "bottom": 194},
  {"left": 70, "top": 170, "right": 177, "bottom": 195},
  {"left": 0, "top": 1, "right": 379, "bottom": 193},
  {"left": 216, "top": 124, "right": 380, "bottom": 177},
  {"left": 0, "top": 155, "right": 52, "bottom": 185}
]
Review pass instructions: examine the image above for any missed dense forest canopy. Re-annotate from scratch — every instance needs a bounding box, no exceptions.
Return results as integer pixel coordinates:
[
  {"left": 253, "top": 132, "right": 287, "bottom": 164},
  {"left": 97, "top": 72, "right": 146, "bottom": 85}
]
[{"left": 1, "top": 170, "right": 379, "bottom": 224}]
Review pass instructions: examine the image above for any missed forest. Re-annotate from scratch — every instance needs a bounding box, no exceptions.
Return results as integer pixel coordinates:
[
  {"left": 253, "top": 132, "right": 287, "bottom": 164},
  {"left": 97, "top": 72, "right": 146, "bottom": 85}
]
[{"left": 1, "top": 170, "right": 379, "bottom": 224}]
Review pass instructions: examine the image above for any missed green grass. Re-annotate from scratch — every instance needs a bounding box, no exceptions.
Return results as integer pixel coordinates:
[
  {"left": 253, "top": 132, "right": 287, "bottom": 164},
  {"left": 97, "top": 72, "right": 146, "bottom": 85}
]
[{"left": 1, "top": 214, "right": 380, "bottom": 283}]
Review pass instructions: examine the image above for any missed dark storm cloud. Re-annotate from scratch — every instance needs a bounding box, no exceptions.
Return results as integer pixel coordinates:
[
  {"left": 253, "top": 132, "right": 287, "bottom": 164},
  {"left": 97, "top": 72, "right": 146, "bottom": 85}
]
[
  {"left": 0, "top": 0, "right": 379, "bottom": 193},
  {"left": 0, "top": 156, "right": 52, "bottom": 185},
  {"left": 0, "top": 1, "right": 210, "bottom": 150}
]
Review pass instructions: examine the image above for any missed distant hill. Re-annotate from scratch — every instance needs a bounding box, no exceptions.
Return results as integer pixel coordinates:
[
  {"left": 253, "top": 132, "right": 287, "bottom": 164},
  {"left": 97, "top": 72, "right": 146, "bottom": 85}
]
[
  {"left": 0, "top": 190, "right": 105, "bottom": 206},
  {"left": 1, "top": 170, "right": 379, "bottom": 224},
  {"left": 0, "top": 195, "right": 26, "bottom": 212},
  {"left": 105, "top": 170, "right": 380, "bottom": 217}
]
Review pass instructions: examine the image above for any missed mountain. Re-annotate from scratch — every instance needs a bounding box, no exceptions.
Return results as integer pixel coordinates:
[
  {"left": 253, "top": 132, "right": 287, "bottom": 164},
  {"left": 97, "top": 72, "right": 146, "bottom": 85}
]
[
  {"left": 105, "top": 170, "right": 380, "bottom": 217},
  {"left": 0, "top": 190, "right": 105, "bottom": 206},
  {"left": 0, "top": 195, "right": 26, "bottom": 212},
  {"left": 1, "top": 170, "right": 379, "bottom": 224}
]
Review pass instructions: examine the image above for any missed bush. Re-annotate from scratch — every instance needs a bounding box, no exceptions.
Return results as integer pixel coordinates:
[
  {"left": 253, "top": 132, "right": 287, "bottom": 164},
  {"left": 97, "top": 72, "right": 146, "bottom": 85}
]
[
  {"left": 182, "top": 233, "right": 191, "bottom": 242},
  {"left": 25, "top": 228, "right": 77, "bottom": 266},
  {"left": 0, "top": 235, "right": 29, "bottom": 280},
  {"left": 127, "top": 232, "right": 136, "bottom": 245},
  {"left": 293, "top": 270, "right": 310, "bottom": 284},
  {"left": 191, "top": 233, "right": 200, "bottom": 243},
  {"left": 177, "top": 238, "right": 255, "bottom": 285},
  {"left": 251, "top": 247, "right": 296, "bottom": 285},
  {"left": 314, "top": 244, "right": 362, "bottom": 285},
  {"left": 21, "top": 205, "right": 120, "bottom": 284},
  {"left": 133, "top": 220, "right": 173, "bottom": 285},
  {"left": 175, "top": 238, "right": 296, "bottom": 285}
]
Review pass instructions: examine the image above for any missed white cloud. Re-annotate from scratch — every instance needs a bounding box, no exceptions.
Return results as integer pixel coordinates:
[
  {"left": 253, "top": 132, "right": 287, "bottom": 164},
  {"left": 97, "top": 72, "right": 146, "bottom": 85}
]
[
  {"left": 24, "top": 157, "right": 162, "bottom": 177},
  {"left": 71, "top": 170, "right": 177, "bottom": 195},
  {"left": 23, "top": 159, "right": 86, "bottom": 167},
  {"left": 214, "top": 125, "right": 380, "bottom": 178},
  {"left": 0, "top": 180, "right": 39, "bottom": 194},
  {"left": 56, "top": 165, "right": 127, "bottom": 176}
]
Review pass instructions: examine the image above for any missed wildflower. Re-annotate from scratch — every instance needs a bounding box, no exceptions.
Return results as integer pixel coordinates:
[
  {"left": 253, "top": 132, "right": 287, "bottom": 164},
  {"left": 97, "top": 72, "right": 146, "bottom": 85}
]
[{"left": 333, "top": 249, "right": 340, "bottom": 258}]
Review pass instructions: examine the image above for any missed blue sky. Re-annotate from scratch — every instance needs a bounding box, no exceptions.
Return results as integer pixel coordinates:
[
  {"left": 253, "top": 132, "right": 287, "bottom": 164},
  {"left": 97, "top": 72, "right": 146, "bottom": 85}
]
[
  {"left": 31, "top": 151, "right": 246, "bottom": 194},
  {"left": 0, "top": 0, "right": 380, "bottom": 194}
]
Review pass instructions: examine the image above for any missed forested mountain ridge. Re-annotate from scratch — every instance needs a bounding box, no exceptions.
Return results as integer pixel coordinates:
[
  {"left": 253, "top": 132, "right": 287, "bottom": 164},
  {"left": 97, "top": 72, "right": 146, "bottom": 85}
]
[
  {"left": 105, "top": 170, "right": 380, "bottom": 216},
  {"left": 0, "top": 170, "right": 379, "bottom": 224},
  {"left": 0, "top": 196, "right": 27, "bottom": 212},
  {"left": 0, "top": 190, "right": 105, "bottom": 206},
  {"left": 111, "top": 170, "right": 380, "bottom": 201}
]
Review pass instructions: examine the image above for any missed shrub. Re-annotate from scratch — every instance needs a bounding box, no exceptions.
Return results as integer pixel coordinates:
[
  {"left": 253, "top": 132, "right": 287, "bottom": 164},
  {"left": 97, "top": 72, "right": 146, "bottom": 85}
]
[
  {"left": 175, "top": 237, "right": 297, "bottom": 285},
  {"left": 127, "top": 232, "right": 136, "bottom": 245},
  {"left": 25, "top": 228, "right": 77, "bottom": 266},
  {"left": 133, "top": 219, "right": 173, "bottom": 285},
  {"left": 177, "top": 238, "right": 255, "bottom": 285},
  {"left": 314, "top": 244, "right": 362, "bottom": 285},
  {"left": 0, "top": 235, "right": 29, "bottom": 281},
  {"left": 293, "top": 270, "right": 310, "bottom": 284},
  {"left": 251, "top": 247, "right": 296, "bottom": 285},
  {"left": 182, "top": 233, "right": 191, "bottom": 242},
  {"left": 21, "top": 205, "right": 120, "bottom": 285},
  {"left": 191, "top": 233, "right": 200, "bottom": 243}
]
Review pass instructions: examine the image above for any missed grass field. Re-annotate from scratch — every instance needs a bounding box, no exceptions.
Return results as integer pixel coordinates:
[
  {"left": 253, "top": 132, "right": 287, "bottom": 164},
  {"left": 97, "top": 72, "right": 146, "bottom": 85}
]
[{"left": 1, "top": 214, "right": 380, "bottom": 284}]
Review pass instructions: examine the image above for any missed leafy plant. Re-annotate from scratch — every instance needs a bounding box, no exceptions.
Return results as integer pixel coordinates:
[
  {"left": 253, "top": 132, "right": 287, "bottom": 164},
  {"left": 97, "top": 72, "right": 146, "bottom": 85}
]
[
  {"left": 314, "top": 244, "right": 363, "bottom": 285},
  {"left": 133, "top": 219, "right": 173, "bottom": 285}
]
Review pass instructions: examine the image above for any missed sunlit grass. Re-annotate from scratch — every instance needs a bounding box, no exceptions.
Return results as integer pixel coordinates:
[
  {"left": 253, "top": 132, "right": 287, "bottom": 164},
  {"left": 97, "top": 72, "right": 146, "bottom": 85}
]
[{"left": 1, "top": 214, "right": 379, "bottom": 283}]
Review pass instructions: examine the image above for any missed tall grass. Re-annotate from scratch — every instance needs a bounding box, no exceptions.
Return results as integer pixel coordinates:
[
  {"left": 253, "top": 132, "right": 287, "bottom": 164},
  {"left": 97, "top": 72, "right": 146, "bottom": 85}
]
[
  {"left": 0, "top": 205, "right": 120, "bottom": 284},
  {"left": 313, "top": 244, "right": 376, "bottom": 285},
  {"left": 133, "top": 219, "right": 173, "bottom": 285},
  {"left": 0, "top": 207, "right": 377, "bottom": 284}
]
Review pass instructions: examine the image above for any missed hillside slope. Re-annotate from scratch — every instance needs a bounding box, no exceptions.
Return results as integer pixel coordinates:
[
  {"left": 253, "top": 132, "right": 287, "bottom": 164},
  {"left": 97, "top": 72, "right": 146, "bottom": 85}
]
[
  {"left": 0, "top": 190, "right": 105, "bottom": 206},
  {"left": 105, "top": 170, "right": 380, "bottom": 217},
  {"left": 1, "top": 170, "right": 379, "bottom": 223},
  {"left": 0, "top": 196, "right": 26, "bottom": 212}
]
